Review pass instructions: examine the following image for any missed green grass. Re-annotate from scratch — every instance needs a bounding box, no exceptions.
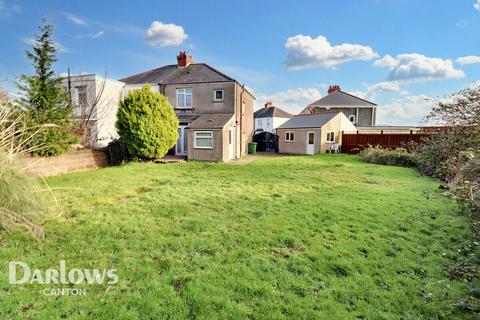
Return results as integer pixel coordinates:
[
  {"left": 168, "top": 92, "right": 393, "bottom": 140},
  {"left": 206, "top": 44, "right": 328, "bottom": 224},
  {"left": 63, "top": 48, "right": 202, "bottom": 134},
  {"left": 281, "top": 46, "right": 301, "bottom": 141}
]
[{"left": 0, "top": 155, "right": 475, "bottom": 319}]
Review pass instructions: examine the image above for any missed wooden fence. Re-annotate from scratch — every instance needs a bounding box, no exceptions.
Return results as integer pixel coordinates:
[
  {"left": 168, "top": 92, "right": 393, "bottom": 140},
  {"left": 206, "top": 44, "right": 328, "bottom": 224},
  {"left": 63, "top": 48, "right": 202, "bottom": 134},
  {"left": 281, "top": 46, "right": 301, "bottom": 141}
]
[{"left": 341, "top": 130, "right": 432, "bottom": 154}]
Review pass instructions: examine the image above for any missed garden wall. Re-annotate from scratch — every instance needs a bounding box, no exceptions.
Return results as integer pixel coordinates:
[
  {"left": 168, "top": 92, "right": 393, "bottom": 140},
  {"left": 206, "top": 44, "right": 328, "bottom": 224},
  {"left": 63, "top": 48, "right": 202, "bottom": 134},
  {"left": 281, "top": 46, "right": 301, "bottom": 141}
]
[{"left": 20, "top": 149, "right": 108, "bottom": 177}]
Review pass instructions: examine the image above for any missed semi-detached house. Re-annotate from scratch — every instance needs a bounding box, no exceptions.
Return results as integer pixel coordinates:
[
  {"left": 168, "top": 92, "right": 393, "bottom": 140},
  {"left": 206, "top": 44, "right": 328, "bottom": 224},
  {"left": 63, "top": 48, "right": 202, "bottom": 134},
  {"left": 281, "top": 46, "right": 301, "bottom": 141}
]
[{"left": 66, "top": 52, "right": 255, "bottom": 162}]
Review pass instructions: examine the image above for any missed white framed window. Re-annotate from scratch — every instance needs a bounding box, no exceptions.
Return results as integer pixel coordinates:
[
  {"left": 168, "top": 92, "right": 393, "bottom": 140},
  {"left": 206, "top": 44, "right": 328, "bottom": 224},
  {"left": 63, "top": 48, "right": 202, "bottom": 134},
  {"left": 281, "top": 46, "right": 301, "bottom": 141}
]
[
  {"left": 266, "top": 119, "right": 271, "bottom": 127},
  {"left": 213, "top": 89, "right": 224, "bottom": 102},
  {"left": 176, "top": 88, "right": 192, "bottom": 109},
  {"left": 258, "top": 119, "right": 263, "bottom": 127},
  {"left": 326, "top": 131, "right": 335, "bottom": 143},
  {"left": 194, "top": 131, "right": 213, "bottom": 149},
  {"left": 348, "top": 114, "right": 356, "bottom": 123},
  {"left": 285, "top": 131, "right": 295, "bottom": 142},
  {"left": 76, "top": 86, "right": 87, "bottom": 106}
]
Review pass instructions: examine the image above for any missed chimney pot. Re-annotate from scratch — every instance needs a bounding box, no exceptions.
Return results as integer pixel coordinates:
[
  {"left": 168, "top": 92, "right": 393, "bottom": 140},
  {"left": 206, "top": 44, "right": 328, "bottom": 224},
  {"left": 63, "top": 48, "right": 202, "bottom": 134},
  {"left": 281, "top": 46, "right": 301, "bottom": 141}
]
[
  {"left": 327, "top": 85, "right": 341, "bottom": 95},
  {"left": 177, "top": 51, "right": 194, "bottom": 68},
  {"left": 264, "top": 102, "right": 273, "bottom": 108}
]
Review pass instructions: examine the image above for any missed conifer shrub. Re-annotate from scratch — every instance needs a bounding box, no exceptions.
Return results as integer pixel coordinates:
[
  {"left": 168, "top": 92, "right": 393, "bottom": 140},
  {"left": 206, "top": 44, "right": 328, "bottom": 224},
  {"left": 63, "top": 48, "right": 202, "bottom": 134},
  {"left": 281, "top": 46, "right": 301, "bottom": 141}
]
[{"left": 116, "top": 85, "right": 178, "bottom": 159}]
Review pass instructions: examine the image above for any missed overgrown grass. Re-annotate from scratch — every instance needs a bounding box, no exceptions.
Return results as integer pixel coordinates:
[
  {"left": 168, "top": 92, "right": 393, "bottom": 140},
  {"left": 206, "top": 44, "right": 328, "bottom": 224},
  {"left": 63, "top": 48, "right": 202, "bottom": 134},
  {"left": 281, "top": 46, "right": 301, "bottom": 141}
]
[
  {"left": 0, "top": 105, "right": 45, "bottom": 236},
  {"left": 0, "top": 155, "right": 476, "bottom": 319}
]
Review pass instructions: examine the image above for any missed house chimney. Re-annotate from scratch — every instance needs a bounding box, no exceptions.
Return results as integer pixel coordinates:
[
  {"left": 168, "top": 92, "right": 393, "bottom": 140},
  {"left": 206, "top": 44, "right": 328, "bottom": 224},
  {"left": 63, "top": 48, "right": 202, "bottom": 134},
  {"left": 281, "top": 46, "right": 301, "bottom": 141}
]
[
  {"left": 327, "top": 85, "right": 341, "bottom": 94},
  {"left": 264, "top": 102, "right": 273, "bottom": 108},
  {"left": 177, "top": 51, "right": 193, "bottom": 67}
]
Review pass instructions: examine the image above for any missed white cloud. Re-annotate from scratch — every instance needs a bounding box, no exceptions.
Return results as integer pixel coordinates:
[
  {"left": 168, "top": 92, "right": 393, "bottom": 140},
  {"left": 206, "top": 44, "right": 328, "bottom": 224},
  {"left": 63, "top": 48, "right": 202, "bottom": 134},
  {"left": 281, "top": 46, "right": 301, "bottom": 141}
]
[
  {"left": 22, "top": 37, "right": 70, "bottom": 53},
  {"left": 74, "top": 30, "right": 104, "bottom": 40},
  {"left": 64, "top": 13, "right": 88, "bottom": 27},
  {"left": 351, "top": 81, "right": 402, "bottom": 101},
  {"left": 372, "top": 54, "right": 398, "bottom": 69},
  {"left": 377, "top": 95, "right": 435, "bottom": 126},
  {"left": 255, "top": 87, "right": 325, "bottom": 114},
  {"left": 145, "top": 21, "right": 188, "bottom": 47},
  {"left": 456, "top": 55, "right": 480, "bottom": 65},
  {"left": 0, "top": 0, "right": 21, "bottom": 14},
  {"left": 373, "top": 53, "right": 464, "bottom": 82},
  {"left": 474, "top": 0, "right": 480, "bottom": 11},
  {"left": 284, "top": 35, "right": 378, "bottom": 70}
]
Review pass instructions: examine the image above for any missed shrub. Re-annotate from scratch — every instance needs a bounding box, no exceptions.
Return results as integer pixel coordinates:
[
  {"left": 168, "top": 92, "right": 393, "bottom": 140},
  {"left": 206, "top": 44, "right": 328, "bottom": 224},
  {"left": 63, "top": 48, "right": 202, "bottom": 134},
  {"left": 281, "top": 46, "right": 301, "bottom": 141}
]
[
  {"left": 359, "top": 146, "right": 417, "bottom": 167},
  {"left": 415, "top": 127, "right": 480, "bottom": 180},
  {"left": 116, "top": 85, "right": 178, "bottom": 159},
  {"left": 103, "top": 139, "right": 129, "bottom": 165},
  {"left": 441, "top": 150, "right": 480, "bottom": 215}
]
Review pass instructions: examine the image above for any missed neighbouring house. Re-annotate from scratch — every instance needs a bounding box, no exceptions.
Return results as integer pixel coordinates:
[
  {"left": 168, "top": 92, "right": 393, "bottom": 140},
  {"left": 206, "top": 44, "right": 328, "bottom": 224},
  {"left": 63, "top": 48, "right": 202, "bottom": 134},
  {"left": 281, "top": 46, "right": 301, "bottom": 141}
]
[
  {"left": 300, "top": 85, "right": 377, "bottom": 126},
  {"left": 254, "top": 102, "right": 291, "bottom": 133},
  {"left": 63, "top": 75, "right": 125, "bottom": 147},
  {"left": 277, "top": 112, "right": 357, "bottom": 155},
  {"left": 119, "top": 52, "right": 255, "bottom": 162}
]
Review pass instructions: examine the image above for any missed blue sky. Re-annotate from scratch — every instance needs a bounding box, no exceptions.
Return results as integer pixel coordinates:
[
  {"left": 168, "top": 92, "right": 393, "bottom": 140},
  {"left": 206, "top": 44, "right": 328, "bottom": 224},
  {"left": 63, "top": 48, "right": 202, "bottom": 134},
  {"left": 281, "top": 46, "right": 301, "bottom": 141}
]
[{"left": 1, "top": 0, "right": 479, "bottom": 125}]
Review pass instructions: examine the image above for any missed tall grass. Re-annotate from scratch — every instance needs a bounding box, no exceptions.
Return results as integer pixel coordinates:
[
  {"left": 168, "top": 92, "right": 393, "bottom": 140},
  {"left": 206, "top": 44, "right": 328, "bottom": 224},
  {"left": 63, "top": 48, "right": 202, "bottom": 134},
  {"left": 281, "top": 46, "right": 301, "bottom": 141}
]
[{"left": 0, "top": 104, "right": 45, "bottom": 237}]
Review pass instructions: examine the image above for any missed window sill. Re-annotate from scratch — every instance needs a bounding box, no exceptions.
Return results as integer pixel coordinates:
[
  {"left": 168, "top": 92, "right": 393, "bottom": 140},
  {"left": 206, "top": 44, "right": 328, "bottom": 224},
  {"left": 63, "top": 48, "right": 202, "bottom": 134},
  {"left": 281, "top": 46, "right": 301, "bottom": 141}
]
[
  {"left": 284, "top": 140, "right": 295, "bottom": 143},
  {"left": 194, "top": 147, "right": 213, "bottom": 150},
  {"left": 175, "top": 107, "right": 193, "bottom": 110},
  {"left": 212, "top": 100, "right": 224, "bottom": 103}
]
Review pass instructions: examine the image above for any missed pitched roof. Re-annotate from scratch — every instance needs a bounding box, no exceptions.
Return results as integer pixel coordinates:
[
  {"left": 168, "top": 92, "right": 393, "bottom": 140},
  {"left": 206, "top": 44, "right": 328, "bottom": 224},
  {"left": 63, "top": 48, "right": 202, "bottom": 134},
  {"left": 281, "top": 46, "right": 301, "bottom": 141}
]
[
  {"left": 187, "top": 114, "right": 234, "bottom": 129},
  {"left": 119, "top": 63, "right": 235, "bottom": 85},
  {"left": 307, "top": 90, "right": 377, "bottom": 108},
  {"left": 254, "top": 106, "right": 292, "bottom": 119},
  {"left": 278, "top": 112, "right": 338, "bottom": 129}
]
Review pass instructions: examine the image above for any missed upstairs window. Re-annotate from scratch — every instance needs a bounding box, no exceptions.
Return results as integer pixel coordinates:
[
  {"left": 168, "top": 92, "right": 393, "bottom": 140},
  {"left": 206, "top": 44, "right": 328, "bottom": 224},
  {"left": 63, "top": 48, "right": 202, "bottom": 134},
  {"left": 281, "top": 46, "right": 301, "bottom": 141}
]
[
  {"left": 326, "top": 131, "right": 335, "bottom": 143},
  {"left": 348, "top": 114, "right": 356, "bottom": 123},
  {"left": 258, "top": 119, "right": 263, "bottom": 127},
  {"left": 285, "top": 131, "right": 295, "bottom": 142},
  {"left": 176, "top": 88, "right": 192, "bottom": 108},
  {"left": 213, "top": 89, "right": 224, "bottom": 102},
  {"left": 76, "top": 86, "right": 87, "bottom": 106}
]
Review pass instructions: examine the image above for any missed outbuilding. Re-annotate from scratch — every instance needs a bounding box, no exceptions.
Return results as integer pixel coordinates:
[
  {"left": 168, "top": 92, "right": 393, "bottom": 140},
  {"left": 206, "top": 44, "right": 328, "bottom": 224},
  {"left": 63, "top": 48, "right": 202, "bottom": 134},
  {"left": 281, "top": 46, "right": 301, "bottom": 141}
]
[{"left": 277, "top": 112, "right": 356, "bottom": 154}]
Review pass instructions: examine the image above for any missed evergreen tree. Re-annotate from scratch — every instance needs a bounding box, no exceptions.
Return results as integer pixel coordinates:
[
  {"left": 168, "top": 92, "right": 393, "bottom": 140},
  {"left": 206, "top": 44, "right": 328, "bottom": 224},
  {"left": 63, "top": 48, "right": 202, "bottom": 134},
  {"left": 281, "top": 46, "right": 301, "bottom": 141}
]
[
  {"left": 117, "top": 85, "right": 179, "bottom": 159},
  {"left": 17, "top": 20, "right": 75, "bottom": 156}
]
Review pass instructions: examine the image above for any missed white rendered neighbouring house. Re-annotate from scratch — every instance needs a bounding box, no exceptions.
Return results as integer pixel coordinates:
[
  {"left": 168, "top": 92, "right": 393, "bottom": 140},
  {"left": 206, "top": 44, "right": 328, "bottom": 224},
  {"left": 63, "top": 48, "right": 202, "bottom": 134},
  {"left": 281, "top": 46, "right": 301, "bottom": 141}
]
[
  {"left": 254, "top": 102, "right": 292, "bottom": 134},
  {"left": 62, "top": 74, "right": 125, "bottom": 147}
]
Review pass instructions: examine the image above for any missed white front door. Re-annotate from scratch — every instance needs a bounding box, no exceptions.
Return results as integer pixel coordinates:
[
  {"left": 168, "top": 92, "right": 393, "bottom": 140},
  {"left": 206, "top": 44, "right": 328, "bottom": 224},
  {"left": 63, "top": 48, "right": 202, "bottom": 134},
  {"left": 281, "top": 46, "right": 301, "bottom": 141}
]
[
  {"left": 176, "top": 126, "right": 188, "bottom": 156},
  {"left": 306, "top": 131, "right": 315, "bottom": 155},
  {"left": 228, "top": 128, "right": 234, "bottom": 160}
]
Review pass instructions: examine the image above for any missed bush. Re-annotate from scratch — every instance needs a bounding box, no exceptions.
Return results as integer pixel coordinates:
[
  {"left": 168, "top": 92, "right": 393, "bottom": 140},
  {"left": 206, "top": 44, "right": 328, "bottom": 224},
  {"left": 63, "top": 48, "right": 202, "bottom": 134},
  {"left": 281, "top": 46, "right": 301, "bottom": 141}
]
[
  {"left": 359, "top": 146, "right": 417, "bottom": 167},
  {"left": 116, "top": 85, "right": 178, "bottom": 159},
  {"left": 415, "top": 127, "right": 480, "bottom": 180},
  {"left": 25, "top": 120, "right": 77, "bottom": 156},
  {"left": 441, "top": 150, "right": 480, "bottom": 215},
  {"left": 103, "top": 139, "right": 129, "bottom": 165}
]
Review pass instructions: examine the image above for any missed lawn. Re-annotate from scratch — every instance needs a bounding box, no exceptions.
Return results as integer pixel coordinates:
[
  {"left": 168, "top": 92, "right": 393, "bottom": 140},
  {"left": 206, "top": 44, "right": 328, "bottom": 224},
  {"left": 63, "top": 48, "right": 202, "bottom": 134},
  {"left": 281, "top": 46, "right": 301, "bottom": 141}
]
[{"left": 0, "top": 155, "right": 475, "bottom": 319}]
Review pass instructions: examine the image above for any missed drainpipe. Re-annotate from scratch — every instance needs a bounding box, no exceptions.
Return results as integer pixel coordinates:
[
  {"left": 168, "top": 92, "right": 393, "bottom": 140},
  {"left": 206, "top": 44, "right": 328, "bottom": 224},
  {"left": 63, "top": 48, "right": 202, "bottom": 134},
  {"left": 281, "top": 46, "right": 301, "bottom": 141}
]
[
  {"left": 240, "top": 84, "right": 245, "bottom": 156},
  {"left": 355, "top": 108, "right": 359, "bottom": 125},
  {"left": 67, "top": 67, "right": 72, "bottom": 108},
  {"left": 234, "top": 84, "right": 238, "bottom": 159},
  {"left": 371, "top": 107, "right": 375, "bottom": 126}
]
